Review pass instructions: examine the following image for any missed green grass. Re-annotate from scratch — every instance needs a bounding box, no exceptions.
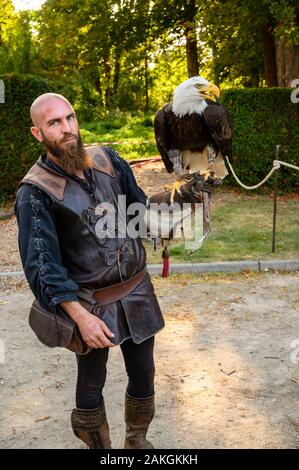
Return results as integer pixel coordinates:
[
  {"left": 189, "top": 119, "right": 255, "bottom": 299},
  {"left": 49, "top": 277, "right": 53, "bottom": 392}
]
[
  {"left": 80, "top": 117, "right": 299, "bottom": 263},
  {"left": 145, "top": 197, "right": 299, "bottom": 263},
  {"left": 80, "top": 115, "right": 157, "bottom": 160}
]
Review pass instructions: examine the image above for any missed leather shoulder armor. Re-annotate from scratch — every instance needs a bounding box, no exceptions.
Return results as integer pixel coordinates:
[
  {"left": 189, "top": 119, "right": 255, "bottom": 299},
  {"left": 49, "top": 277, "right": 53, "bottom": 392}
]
[
  {"left": 20, "top": 158, "right": 66, "bottom": 200},
  {"left": 87, "top": 146, "right": 115, "bottom": 178},
  {"left": 19, "top": 146, "right": 115, "bottom": 200}
]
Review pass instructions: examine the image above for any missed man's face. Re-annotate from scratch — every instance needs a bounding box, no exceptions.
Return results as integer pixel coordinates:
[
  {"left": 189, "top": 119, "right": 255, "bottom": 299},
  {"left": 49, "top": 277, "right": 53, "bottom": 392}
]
[
  {"left": 31, "top": 97, "right": 91, "bottom": 173},
  {"left": 33, "top": 98, "right": 79, "bottom": 149}
]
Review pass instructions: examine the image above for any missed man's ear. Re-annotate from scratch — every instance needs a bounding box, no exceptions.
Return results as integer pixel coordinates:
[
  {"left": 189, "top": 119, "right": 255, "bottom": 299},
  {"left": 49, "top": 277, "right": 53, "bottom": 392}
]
[{"left": 31, "top": 126, "right": 43, "bottom": 142}]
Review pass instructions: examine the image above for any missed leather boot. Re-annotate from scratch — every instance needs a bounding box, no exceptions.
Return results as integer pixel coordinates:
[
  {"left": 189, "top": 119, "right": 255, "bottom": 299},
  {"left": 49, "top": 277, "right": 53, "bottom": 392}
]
[
  {"left": 71, "top": 400, "right": 112, "bottom": 449},
  {"left": 124, "top": 393, "right": 155, "bottom": 449}
]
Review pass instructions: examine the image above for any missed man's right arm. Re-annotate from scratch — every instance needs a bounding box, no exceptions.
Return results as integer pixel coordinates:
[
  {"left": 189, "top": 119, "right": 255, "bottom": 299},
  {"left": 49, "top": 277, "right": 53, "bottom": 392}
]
[
  {"left": 15, "top": 184, "right": 80, "bottom": 309},
  {"left": 15, "top": 184, "right": 114, "bottom": 348}
]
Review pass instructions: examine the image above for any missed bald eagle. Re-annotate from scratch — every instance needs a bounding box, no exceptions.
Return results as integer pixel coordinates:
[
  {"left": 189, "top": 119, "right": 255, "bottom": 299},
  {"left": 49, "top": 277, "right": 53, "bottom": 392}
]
[{"left": 154, "top": 76, "right": 232, "bottom": 200}]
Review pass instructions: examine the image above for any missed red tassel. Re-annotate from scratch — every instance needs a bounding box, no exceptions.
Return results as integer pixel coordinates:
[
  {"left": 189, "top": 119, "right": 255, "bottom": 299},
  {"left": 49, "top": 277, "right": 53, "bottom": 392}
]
[
  {"left": 162, "top": 257, "right": 169, "bottom": 277},
  {"left": 161, "top": 247, "right": 170, "bottom": 278}
]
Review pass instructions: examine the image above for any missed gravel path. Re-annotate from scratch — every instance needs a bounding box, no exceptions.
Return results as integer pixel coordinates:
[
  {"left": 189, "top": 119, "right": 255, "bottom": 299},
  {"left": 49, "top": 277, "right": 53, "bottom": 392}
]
[
  {"left": 0, "top": 272, "right": 298, "bottom": 449},
  {"left": 1, "top": 161, "right": 298, "bottom": 449}
]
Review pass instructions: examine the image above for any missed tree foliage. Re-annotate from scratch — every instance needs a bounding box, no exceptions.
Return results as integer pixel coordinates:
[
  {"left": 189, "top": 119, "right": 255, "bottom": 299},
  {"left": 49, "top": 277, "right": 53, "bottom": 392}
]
[
  {"left": 197, "top": 0, "right": 299, "bottom": 87},
  {"left": 0, "top": 1, "right": 37, "bottom": 74},
  {"left": 0, "top": 0, "right": 298, "bottom": 111}
]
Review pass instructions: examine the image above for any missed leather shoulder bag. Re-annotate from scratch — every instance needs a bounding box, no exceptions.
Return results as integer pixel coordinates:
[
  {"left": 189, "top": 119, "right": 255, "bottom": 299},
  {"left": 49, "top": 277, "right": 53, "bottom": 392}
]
[
  {"left": 28, "top": 269, "right": 146, "bottom": 355},
  {"left": 29, "top": 300, "right": 89, "bottom": 354}
]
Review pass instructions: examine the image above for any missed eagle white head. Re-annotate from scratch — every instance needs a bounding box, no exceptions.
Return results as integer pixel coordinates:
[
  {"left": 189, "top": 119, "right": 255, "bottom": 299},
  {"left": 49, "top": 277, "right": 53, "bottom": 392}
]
[{"left": 172, "top": 76, "right": 220, "bottom": 118}]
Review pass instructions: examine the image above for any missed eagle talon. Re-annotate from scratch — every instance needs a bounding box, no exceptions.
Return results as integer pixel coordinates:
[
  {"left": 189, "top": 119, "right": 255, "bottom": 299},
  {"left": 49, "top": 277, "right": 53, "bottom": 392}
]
[
  {"left": 164, "top": 179, "right": 186, "bottom": 205},
  {"left": 200, "top": 170, "right": 213, "bottom": 182},
  {"left": 170, "top": 180, "right": 185, "bottom": 205}
]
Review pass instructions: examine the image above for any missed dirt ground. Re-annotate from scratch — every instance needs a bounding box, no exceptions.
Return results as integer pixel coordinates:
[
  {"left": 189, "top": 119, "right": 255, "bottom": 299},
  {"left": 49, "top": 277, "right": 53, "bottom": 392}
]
[
  {"left": 0, "top": 161, "right": 298, "bottom": 449},
  {"left": 0, "top": 271, "right": 299, "bottom": 449}
]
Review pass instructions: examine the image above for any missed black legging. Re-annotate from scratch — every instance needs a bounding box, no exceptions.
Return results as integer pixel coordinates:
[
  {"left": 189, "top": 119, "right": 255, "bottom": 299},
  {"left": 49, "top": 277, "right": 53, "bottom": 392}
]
[{"left": 75, "top": 336, "right": 155, "bottom": 409}]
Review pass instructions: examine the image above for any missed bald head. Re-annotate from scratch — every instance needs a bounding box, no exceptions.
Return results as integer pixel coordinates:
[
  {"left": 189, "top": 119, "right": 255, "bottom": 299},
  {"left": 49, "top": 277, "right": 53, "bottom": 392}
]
[
  {"left": 30, "top": 90, "right": 80, "bottom": 160},
  {"left": 30, "top": 93, "right": 73, "bottom": 127},
  {"left": 29, "top": 93, "right": 88, "bottom": 173}
]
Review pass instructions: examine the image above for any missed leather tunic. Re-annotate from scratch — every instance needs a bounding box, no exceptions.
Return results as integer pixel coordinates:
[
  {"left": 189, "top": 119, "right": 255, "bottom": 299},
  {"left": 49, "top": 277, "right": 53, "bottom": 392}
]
[{"left": 20, "top": 147, "right": 164, "bottom": 344}]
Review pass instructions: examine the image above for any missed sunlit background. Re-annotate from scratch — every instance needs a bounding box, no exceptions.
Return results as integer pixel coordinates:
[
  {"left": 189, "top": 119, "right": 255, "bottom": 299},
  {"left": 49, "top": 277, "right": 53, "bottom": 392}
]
[
  {"left": 1, "top": 0, "right": 298, "bottom": 199},
  {"left": 12, "top": 0, "right": 45, "bottom": 10}
]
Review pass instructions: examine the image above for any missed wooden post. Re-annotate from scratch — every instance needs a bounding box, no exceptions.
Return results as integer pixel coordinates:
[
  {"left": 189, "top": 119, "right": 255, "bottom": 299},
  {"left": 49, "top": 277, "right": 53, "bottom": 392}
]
[{"left": 272, "top": 145, "right": 280, "bottom": 253}]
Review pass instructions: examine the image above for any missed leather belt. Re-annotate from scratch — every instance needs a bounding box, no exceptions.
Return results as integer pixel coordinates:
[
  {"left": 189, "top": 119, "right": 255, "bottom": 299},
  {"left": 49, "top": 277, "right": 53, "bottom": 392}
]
[{"left": 92, "top": 268, "right": 147, "bottom": 306}]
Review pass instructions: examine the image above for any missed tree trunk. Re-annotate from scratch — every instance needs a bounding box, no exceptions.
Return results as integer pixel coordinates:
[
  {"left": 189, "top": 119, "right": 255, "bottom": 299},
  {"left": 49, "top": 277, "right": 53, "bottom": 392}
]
[
  {"left": 21, "top": 36, "right": 31, "bottom": 74},
  {"left": 113, "top": 54, "right": 120, "bottom": 98},
  {"left": 93, "top": 71, "right": 103, "bottom": 107},
  {"left": 182, "top": 0, "right": 199, "bottom": 78},
  {"left": 184, "top": 21, "right": 199, "bottom": 78},
  {"left": 261, "top": 22, "right": 278, "bottom": 87},
  {"left": 104, "top": 54, "right": 113, "bottom": 109},
  {"left": 276, "top": 36, "right": 299, "bottom": 87},
  {"left": 145, "top": 52, "right": 149, "bottom": 112}
]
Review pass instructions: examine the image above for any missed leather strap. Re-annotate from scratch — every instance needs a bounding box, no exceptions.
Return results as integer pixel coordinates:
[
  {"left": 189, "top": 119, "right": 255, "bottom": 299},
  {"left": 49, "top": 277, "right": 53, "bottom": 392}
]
[{"left": 93, "top": 269, "right": 146, "bottom": 306}]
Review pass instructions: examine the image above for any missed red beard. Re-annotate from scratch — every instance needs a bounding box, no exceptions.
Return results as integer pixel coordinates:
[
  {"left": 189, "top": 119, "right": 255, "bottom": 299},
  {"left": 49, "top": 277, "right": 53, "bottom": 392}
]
[{"left": 41, "top": 131, "right": 92, "bottom": 174}]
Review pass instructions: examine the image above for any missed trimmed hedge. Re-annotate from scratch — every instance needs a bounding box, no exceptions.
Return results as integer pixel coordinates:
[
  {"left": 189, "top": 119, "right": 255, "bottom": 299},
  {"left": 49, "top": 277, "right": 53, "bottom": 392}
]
[
  {"left": 0, "top": 75, "right": 298, "bottom": 198},
  {"left": 0, "top": 73, "right": 79, "bottom": 199},
  {"left": 221, "top": 88, "right": 299, "bottom": 191},
  {"left": 0, "top": 74, "right": 49, "bottom": 198}
]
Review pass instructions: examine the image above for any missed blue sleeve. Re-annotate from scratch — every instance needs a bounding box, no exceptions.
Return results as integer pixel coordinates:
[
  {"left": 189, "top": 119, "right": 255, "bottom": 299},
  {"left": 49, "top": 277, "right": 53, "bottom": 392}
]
[
  {"left": 105, "top": 146, "right": 147, "bottom": 206},
  {"left": 14, "top": 184, "right": 79, "bottom": 312}
]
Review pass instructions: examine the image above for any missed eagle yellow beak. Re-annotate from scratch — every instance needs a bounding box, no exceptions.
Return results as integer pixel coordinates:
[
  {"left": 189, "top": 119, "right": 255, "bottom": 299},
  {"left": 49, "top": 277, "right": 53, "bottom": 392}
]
[{"left": 197, "top": 83, "right": 220, "bottom": 101}]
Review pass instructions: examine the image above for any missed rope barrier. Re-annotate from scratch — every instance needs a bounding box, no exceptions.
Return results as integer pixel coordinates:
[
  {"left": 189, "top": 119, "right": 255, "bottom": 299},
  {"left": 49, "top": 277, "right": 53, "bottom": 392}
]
[
  {"left": 86, "top": 140, "right": 155, "bottom": 146},
  {"left": 273, "top": 160, "right": 299, "bottom": 172},
  {"left": 225, "top": 156, "right": 299, "bottom": 190}
]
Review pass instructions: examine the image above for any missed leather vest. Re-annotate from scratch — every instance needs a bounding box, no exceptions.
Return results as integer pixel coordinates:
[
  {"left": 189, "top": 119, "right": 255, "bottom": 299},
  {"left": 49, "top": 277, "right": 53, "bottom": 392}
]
[
  {"left": 20, "top": 146, "right": 164, "bottom": 344},
  {"left": 20, "top": 146, "right": 146, "bottom": 288}
]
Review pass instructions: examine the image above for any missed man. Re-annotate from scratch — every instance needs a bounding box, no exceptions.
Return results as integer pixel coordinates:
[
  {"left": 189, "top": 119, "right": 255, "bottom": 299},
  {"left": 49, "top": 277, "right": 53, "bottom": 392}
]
[{"left": 15, "top": 93, "right": 203, "bottom": 449}]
